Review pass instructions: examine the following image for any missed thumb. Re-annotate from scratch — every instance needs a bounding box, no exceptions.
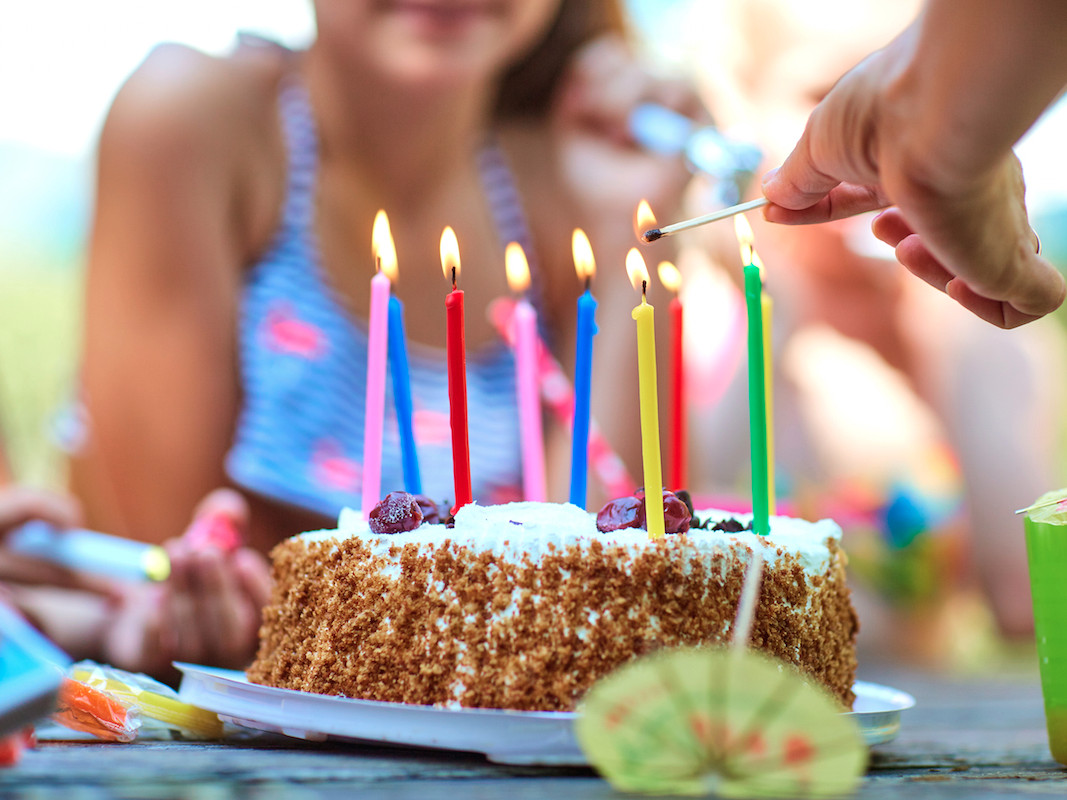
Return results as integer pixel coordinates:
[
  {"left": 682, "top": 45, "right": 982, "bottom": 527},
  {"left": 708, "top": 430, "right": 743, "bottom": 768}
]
[
  {"left": 762, "top": 44, "right": 892, "bottom": 213},
  {"left": 761, "top": 116, "right": 844, "bottom": 212}
]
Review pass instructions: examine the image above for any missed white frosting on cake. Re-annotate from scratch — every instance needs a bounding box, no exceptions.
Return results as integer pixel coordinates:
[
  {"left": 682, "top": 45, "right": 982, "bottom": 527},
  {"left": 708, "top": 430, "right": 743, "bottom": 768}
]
[{"left": 297, "top": 501, "right": 840, "bottom": 574}]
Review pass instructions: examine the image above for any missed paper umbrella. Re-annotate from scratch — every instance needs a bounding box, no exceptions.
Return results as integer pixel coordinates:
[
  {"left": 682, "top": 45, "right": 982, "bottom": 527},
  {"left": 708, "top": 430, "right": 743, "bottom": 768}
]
[{"left": 576, "top": 646, "right": 867, "bottom": 797}]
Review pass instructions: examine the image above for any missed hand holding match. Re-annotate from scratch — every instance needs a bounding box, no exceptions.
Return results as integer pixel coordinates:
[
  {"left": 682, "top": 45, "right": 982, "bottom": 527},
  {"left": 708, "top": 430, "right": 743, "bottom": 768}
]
[{"left": 642, "top": 197, "right": 770, "bottom": 242}]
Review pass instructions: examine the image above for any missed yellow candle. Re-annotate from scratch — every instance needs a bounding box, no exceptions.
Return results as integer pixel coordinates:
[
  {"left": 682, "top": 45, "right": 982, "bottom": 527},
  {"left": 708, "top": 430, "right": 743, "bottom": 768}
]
[
  {"left": 626, "top": 248, "right": 665, "bottom": 539},
  {"left": 762, "top": 291, "right": 776, "bottom": 515}
]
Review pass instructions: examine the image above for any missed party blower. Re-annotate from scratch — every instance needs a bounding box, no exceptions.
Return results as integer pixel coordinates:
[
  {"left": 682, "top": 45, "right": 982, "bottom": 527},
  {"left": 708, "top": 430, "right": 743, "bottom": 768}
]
[
  {"left": 5, "top": 521, "right": 171, "bottom": 583},
  {"left": 4, "top": 512, "right": 243, "bottom": 585}
]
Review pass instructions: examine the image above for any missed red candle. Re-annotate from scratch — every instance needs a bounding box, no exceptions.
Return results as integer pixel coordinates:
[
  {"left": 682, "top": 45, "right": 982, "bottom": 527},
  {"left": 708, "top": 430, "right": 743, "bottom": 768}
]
[
  {"left": 658, "top": 261, "right": 686, "bottom": 491},
  {"left": 441, "top": 227, "right": 472, "bottom": 511}
]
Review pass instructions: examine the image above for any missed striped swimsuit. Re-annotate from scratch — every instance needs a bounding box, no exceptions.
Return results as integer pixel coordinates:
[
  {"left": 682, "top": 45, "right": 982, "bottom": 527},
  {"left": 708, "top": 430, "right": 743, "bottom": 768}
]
[{"left": 226, "top": 81, "right": 534, "bottom": 518}]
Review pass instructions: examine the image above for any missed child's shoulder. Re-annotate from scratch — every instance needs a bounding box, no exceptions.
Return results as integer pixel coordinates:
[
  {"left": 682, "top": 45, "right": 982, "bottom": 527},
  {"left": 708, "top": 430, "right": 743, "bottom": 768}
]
[{"left": 102, "top": 42, "right": 290, "bottom": 159}]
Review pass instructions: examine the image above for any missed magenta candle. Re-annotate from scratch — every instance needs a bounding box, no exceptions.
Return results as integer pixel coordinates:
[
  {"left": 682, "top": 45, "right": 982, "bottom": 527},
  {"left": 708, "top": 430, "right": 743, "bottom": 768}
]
[
  {"left": 505, "top": 242, "right": 546, "bottom": 502},
  {"left": 361, "top": 211, "right": 393, "bottom": 519}
]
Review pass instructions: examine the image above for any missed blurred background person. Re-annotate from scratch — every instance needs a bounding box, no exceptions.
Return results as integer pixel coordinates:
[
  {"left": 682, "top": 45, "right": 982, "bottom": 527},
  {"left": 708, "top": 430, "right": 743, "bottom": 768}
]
[
  {"left": 64, "top": 0, "right": 701, "bottom": 548},
  {"left": 663, "top": 0, "right": 1067, "bottom": 660}
]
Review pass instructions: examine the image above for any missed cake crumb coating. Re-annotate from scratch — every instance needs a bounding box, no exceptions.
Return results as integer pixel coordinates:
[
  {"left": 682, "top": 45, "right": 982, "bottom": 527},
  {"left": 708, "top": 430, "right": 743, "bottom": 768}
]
[{"left": 248, "top": 533, "right": 858, "bottom": 710}]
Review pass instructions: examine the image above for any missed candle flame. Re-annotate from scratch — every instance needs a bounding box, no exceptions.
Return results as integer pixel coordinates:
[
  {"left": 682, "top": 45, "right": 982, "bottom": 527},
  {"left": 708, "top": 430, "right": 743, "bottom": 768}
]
[
  {"left": 440, "top": 226, "right": 460, "bottom": 283},
  {"left": 733, "top": 213, "right": 764, "bottom": 270},
  {"left": 635, "top": 199, "right": 657, "bottom": 239},
  {"left": 505, "top": 241, "right": 530, "bottom": 293},
  {"left": 572, "top": 228, "right": 595, "bottom": 282},
  {"left": 657, "top": 261, "right": 682, "bottom": 293},
  {"left": 372, "top": 210, "right": 398, "bottom": 282},
  {"left": 625, "top": 248, "right": 650, "bottom": 293}
]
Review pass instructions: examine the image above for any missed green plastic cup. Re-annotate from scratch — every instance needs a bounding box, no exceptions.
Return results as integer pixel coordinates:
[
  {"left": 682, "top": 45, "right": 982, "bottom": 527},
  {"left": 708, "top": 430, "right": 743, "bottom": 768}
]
[{"left": 1024, "top": 491, "right": 1067, "bottom": 765}]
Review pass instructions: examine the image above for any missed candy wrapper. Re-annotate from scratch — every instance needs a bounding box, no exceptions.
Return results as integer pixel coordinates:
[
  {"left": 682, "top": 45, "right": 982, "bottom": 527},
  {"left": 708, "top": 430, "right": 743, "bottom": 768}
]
[{"left": 52, "top": 661, "right": 223, "bottom": 742}]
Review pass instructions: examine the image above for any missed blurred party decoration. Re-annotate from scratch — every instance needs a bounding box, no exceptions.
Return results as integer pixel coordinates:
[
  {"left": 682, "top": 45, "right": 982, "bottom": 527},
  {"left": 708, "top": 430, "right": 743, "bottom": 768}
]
[{"left": 576, "top": 646, "right": 867, "bottom": 797}]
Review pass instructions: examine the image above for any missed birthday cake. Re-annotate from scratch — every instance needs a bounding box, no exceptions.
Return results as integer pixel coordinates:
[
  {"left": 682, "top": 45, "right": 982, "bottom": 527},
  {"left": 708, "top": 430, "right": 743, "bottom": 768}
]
[{"left": 247, "top": 495, "right": 858, "bottom": 711}]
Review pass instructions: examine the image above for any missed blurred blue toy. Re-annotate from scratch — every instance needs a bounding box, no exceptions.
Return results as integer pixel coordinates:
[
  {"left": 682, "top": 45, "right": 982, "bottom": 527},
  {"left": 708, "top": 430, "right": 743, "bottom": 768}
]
[
  {"left": 0, "top": 602, "right": 70, "bottom": 738},
  {"left": 629, "top": 103, "right": 763, "bottom": 206}
]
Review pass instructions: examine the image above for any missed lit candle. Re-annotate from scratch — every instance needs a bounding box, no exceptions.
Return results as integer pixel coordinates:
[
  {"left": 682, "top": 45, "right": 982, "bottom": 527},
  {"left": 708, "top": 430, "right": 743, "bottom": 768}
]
[
  {"left": 569, "top": 228, "right": 598, "bottom": 509},
  {"left": 441, "top": 227, "right": 472, "bottom": 511},
  {"left": 625, "top": 247, "right": 665, "bottom": 540},
  {"left": 657, "top": 260, "right": 686, "bottom": 492},
  {"left": 505, "top": 242, "right": 546, "bottom": 502},
  {"left": 361, "top": 211, "right": 392, "bottom": 519},
  {"left": 376, "top": 212, "right": 421, "bottom": 495},
  {"left": 734, "top": 214, "right": 770, "bottom": 536}
]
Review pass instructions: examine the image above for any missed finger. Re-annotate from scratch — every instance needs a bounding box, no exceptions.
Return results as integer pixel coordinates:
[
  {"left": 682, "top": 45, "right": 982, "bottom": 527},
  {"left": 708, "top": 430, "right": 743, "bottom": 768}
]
[
  {"left": 895, "top": 233, "right": 955, "bottom": 292},
  {"left": 184, "top": 488, "right": 248, "bottom": 552},
  {"left": 564, "top": 64, "right": 650, "bottom": 142},
  {"left": 105, "top": 584, "right": 170, "bottom": 675},
  {"left": 559, "top": 35, "right": 711, "bottom": 145},
  {"left": 761, "top": 114, "right": 844, "bottom": 210},
  {"left": 870, "top": 208, "right": 914, "bottom": 247},
  {"left": 190, "top": 487, "right": 249, "bottom": 523},
  {"left": 194, "top": 548, "right": 254, "bottom": 667},
  {"left": 161, "top": 540, "right": 206, "bottom": 666},
  {"left": 764, "top": 182, "right": 889, "bottom": 225},
  {"left": 1011, "top": 252, "right": 1066, "bottom": 317},
  {"left": 890, "top": 157, "right": 1065, "bottom": 319},
  {"left": 946, "top": 279, "right": 1043, "bottom": 329},
  {"left": 554, "top": 34, "right": 627, "bottom": 117},
  {"left": 233, "top": 547, "right": 274, "bottom": 612},
  {"left": 566, "top": 34, "right": 629, "bottom": 88},
  {"left": 653, "top": 76, "right": 714, "bottom": 125},
  {"left": 0, "top": 487, "right": 82, "bottom": 535},
  {"left": 762, "top": 68, "right": 883, "bottom": 213},
  {"left": 0, "top": 549, "right": 116, "bottom": 594}
]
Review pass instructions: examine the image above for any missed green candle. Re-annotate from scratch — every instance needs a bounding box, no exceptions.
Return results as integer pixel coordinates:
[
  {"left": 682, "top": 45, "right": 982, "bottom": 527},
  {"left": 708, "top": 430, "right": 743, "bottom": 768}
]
[{"left": 743, "top": 262, "right": 770, "bottom": 536}]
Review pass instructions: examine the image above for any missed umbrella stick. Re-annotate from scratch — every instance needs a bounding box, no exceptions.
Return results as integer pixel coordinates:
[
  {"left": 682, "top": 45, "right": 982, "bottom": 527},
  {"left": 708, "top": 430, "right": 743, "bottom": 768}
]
[{"left": 731, "top": 550, "right": 764, "bottom": 652}]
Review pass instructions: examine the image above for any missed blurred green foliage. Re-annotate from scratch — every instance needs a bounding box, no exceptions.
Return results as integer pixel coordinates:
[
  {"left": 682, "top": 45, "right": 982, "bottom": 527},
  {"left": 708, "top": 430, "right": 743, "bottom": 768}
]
[{"left": 0, "top": 259, "right": 82, "bottom": 488}]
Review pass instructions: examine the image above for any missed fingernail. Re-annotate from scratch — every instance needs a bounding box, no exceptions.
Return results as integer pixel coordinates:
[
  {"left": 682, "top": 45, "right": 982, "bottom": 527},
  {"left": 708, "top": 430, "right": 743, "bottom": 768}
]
[{"left": 761, "top": 167, "right": 779, "bottom": 187}]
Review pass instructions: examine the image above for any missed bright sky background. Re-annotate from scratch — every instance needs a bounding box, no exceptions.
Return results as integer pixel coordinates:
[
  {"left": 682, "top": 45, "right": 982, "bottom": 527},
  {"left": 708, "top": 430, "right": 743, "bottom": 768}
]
[
  {"left": 1, "top": 0, "right": 1064, "bottom": 200},
  {"left": 0, "top": 1, "right": 315, "bottom": 157}
]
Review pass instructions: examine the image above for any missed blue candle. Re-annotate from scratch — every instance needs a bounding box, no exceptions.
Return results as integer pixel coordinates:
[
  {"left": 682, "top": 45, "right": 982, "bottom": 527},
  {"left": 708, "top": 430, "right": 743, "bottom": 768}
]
[
  {"left": 569, "top": 229, "right": 598, "bottom": 508},
  {"left": 388, "top": 295, "right": 421, "bottom": 494}
]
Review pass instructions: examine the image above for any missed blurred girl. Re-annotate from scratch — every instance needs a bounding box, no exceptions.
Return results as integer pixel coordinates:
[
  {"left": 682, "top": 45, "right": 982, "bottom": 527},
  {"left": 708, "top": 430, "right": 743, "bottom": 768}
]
[{"left": 68, "top": 1, "right": 702, "bottom": 671}]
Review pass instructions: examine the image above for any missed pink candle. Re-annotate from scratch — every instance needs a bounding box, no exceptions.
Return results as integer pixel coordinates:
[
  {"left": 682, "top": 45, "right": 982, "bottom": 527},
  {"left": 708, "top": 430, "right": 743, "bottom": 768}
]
[
  {"left": 505, "top": 242, "right": 546, "bottom": 502},
  {"left": 361, "top": 211, "right": 393, "bottom": 519}
]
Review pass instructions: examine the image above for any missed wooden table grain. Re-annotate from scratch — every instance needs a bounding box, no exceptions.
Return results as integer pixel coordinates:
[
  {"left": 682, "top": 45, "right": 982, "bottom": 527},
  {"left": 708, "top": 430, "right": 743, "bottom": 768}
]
[{"left": 3, "top": 664, "right": 1064, "bottom": 799}]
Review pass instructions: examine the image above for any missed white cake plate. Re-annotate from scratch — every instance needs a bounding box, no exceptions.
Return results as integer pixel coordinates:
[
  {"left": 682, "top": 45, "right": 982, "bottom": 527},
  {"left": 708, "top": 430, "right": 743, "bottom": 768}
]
[{"left": 176, "top": 663, "right": 914, "bottom": 766}]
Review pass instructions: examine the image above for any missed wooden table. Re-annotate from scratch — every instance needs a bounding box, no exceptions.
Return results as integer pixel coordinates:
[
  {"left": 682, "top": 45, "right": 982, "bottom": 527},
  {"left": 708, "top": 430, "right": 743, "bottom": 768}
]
[{"left": 3, "top": 663, "right": 1064, "bottom": 799}]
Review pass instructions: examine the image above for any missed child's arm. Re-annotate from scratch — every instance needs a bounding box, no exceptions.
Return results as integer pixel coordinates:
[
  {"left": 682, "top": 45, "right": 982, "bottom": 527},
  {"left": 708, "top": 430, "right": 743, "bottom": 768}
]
[{"left": 72, "top": 44, "right": 286, "bottom": 546}]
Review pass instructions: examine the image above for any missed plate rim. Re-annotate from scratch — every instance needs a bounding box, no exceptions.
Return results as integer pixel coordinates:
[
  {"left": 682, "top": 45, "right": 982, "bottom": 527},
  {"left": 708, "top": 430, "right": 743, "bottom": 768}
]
[
  {"left": 177, "top": 664, "right": 915, "bottom": 717},
  {"left": 176, "top": 662, "right": 913, "bottom": 760}
]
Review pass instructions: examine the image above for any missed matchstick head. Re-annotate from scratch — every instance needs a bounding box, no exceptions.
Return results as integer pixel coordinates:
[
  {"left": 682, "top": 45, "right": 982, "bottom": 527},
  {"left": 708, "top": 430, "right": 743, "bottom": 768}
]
[{"left": 641, "top": 229, "right": 663, "bottom": 243}]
